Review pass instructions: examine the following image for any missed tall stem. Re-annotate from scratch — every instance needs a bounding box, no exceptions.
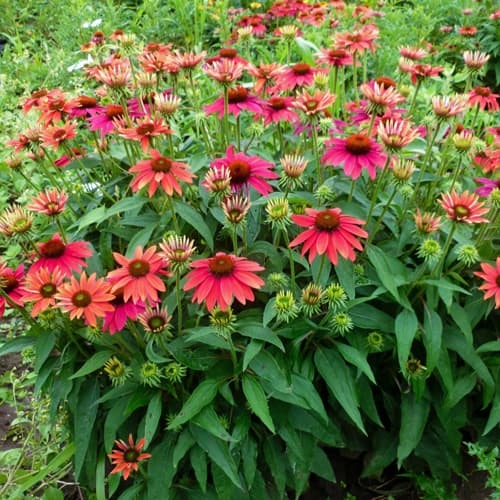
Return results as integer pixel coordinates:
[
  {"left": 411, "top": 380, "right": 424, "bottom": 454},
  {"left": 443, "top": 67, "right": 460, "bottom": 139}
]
[{"left": 413, "top": 123, "right": 440, "bottom": 200}]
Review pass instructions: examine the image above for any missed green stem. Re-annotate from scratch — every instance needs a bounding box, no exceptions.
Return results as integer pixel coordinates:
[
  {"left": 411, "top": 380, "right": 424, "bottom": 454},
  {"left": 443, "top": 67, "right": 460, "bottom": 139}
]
[
  {"left": 222, "top": 86, "right": 229, "bottom": 150},
  {"left": 413, "top": 123, "right": 440, "bottom": 200},
  {"left": 166, "top": 196, "right": 180, "bottom": 233},
  {"left": 282, "top": 230, "right": 296, "bottom": 294},
  {"left": 407, "top": 78, "right": 422, "bottom": 118},
  {"left": 433, "top": 223, "right": 457, "bottom": 278},
  {"left": 366, "top": 155, "right": 392, "bottom": 223},
  {"left": 175, "top": 272, "right": 183, "bottom": 335},
  {"left": 366, "top": 184, "right": 397, "bottom": 246},
  {"left": 352, "top": 51, "right": 359, "bottom": 103},
  {"left": 310, "top": 117, "right": 322, "bottom": 186}
]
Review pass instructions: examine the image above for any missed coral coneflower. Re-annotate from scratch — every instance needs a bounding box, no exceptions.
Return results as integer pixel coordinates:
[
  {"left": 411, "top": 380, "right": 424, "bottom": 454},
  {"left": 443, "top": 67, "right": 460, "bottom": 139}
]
[
  {"left": 335, "top": 24, "right": 379, "bottom": 54},
  {"left": 360, "top": 81, "right": 405, "bottom": 115},
  {"left": 292, "top": 88, "right": 336, "bottom": 117},
  {"left": 116, "top": 117, "right": 172, "bottom": 152},
  {"left": 137, "top": 304, "right": 172, "bottom": 336},
  {"left": 377, "top": 118, "right": 420, "bottom": 151},
  {"left": 463, "top": 50, "right": 490, "bottom": 71},
  {"left": 184, "top": 252, "right": 264, "bottom": 311},
  {"left": 27, "top": 188, "right": 68, "bottom": 216},
  {"left": 31, "top": 233, "right": 92, "bottom": 277},
  {"left": 289, "top": 207, "right": 368, "bottom": 265},
  {"left": 432, "top": 95, "right": 467, "bottom": 120},
  {"left": 246, "top": 62, "right": 284, "bottom": 95},
  {"left": 210, "top": 145, "right": 278, "bottom": 196},
  {"left": 322, "top": 133, "right": 387, "bottom": 180},
  {"left": 159, "top": 234, "right": 196, "bottom": 273},
  {"left": 276, "top": 62, "right": 319, "bottom": 91},
  {"left": 414, "top": 208, "right": 441, "bottom": 234},
  {"left": 128, "top": 149, "right": 195, "bottom": 197},
  {"left": 398, "top": 46, "right": 428, "bottom": 61},
  {"left": 258, "top": 96, "right": 299, "bottom": 125},
  {"left": 409, "top": 63, "right": 443, "bottom": 85},
  {"left": 107, "top": 245, "right": 168, "bottom": 305},
  {"left": 202, "top": 165, "right": 232, "bottom": 198},
  {"left": 21, "top": 267, "right": 65, "bottom": 317},
  {"left": 55, "top": 272, "right": 114, "bottom": 327},
  {"left": 202, "top": 58, "right": 245, "bottom": 84},
  {"left": 40, "top": 121, "right": 77, "bottom": 150},
  {"left": 474, "top": 258, "right": 500, "bottom": 309},
  {"left": 108, "top": 435, "right": 152, "bottom": 481},
  {"left": 36, "top": 89, "right": 73, "bottom": 125},
  {"left": 438, "top": 189, "right": 490, "bottom": 224},
  {"left": 315, "top": 48, "right": 354, "bottom": 67},
  {"left": 468, "top": 87, "right": 499, "bottom": 112}
]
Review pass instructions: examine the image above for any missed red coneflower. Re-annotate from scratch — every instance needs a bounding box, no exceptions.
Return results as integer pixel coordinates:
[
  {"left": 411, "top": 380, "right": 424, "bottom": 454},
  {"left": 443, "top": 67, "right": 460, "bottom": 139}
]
[
  {"left": 21, "top": 267, "right": 65, "bottom": 317},
  {"left": 322, "top": 133, "right": 387, "bottom": 180},
  {"left": 204, "top": 86, "right": 264, "bottom": 119},
  {"left": 438, "top": 189, "right": 490, "bottom": 224},
  {"left": 128, "top": 149, "right": 195, "bottom": 198},
  {"left": 102, "top": 288, "right": 145, "bottom": 335},
  {"left": 289, "top": 207, "right": 368, "bottom": 265},
  {"left": 22, "top": 88, "right": 48, "bottom": 114},
  {"left": 27, "top": 188, "right": 68, "bottom": 216},
  {"left": 414, "top": 208, "right": 441, "bottom": 234},
  {"left": 183, "top": 252, "right": 265, "bottom": 311},
  {"left": 37, "top": 89, "right": 73, "bottom": 125},
  {"left": 458, "top": 26, "right": 477, "bottom": 37},
  {"left": 108, "top": 435, "right": 152, "bottom": 481},
  {"left": 30, "top": 233, "right": 92, "bottom": 277},
  {"left": 107, "top": 245, "right": 168, "bottom": 305},
  {"left": 468, "top": 87, "right": 500, "bottom": 113},
  {"left": 55, "top": 272, "right": 114, "bottom": 327},
  {"left": 474, "top": 258, "right": 500, "bottom": 309},
  {"left": 315, "top": 48, "right": 354, "bottom": 68},
  {"left": 210, "top": 145, "right": 278, "bottom": 196}
]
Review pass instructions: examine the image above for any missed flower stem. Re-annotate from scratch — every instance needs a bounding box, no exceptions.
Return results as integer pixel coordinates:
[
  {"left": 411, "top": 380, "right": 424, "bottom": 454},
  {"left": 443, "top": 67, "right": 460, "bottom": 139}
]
[
  {"left": 366, "top": 184, "right": 397, "bottom": 245},
  {"left": 413, "top": 123, "right": 440, "bottom": 200},
  {"left": 175, "top": 272, "right": 183, "bottom": 335},
  {"left": 432, "top": 223, "right": 456, "bottom": 277}
]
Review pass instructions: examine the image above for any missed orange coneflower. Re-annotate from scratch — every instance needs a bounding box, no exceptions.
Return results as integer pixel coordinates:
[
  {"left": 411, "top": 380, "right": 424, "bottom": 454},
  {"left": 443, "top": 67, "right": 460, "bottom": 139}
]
[
  {"left": 289, "top": 207, "right": 368, "bottom": 265},
  {"left": 21, "top": 267, "right": 65, "bottom": 317},
  {"left": 184, "top": 252, "right": 265, "bottom": 311},
  {"left": 55, "top": 271, "right": 114, "bottom": 327},
  {"left": 116, "top": 117, "right": 172, "bottom": 152},
  {"left": 39, "top": 121, "right": 77, "bottom": 150},
  {"left": 27, "top": 188, "right": 68, "bottom": 216},
  {"left": 107, "top": 245, "right": 168, "bottom": 305},
  {"left": 108, "top": 435, "right": 152, "bottom": 481},
  {"left": 474, "top": 258, "right": 500, "bottom": 309}
]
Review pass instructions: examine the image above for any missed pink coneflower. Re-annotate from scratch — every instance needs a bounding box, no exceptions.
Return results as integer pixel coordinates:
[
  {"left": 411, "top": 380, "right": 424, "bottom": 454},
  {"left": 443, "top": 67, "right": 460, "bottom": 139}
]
[
  {"left": 115, "top": 117, "right": 172, "bottom": 152},
  {"left": 67, "top": 95, "right": 99, "bottom": 118},
  {"left": 474, "top": 258, "right": 500, "bottom": 309},
  {"left": 55, "top": 272, "right": 114, "bottom": 327},
  {"left": 137, "top": 304, "right": 172, "bottom": 335},
  {"left": 258, "top": 96, "right": 299, "bottom": 125},
  {"left": 39, "top": 121, "right": 77, "bottom": 150},
  {"left": 108, "top": 435, "right": 152, "bottom": 481},
  {"left": 398, "top": 46, "right": 428, "bottom": 61},
  {"left": 409, "top": 63, "right": 443, "bottom": 85},
  {"left": 275, "top": 62, "right": 319, "bottom": 91},
  {"left": 475, "top": 177, "right": 500, "bottom": 197},
  {"left": 27, "top": 188, "right": 68, "bottom": 216},
  {"left": 87, "top": 104, "right": 125, "bottom": 137},
  {"left": 246, "top": 62, "right": 284, "bottom": 95},
  {"left": 204, "top": 86, "right": 264, "bottom": 119},
  {"left": 107, "top": 245, "right": 168, "bottom": 305},
  {"left": 360, "top": 80, "right": 405, "bottom": 114},
  {"left": 174, "top": 49, "right": 207, "bottom": 70},
  {"left": 128, "top": 149, "right": 195, "bottom": 198},
  {"left": 31, "top": 233, "right": 92, "bottom": 277},
  {"left": 93, "top": 61, "right": 132, "bottom": 88},
  {"left": 289, "top": 207, "right": 368, "bottom": 265},
  {"left": 210, "top": 145, "right": 278, "bottom": 196},
  {"left": 292, "top": 88, "right": 336, "bottom": 117},
  {"left": 335, "top": 24, "right": 379, "bottom": 54},
  {"left": 438, "top": 189, "right": 490, "bottom": 224},
  {"left": 377, "top": 118, "right": 420, "bottom": 151},
  {"left": 463, "top": 50, "right": 490, "bottom": 71},
  {"left": 432, "top": 95, "right": 468, "bottom": 120},
  {"left": 202, "top": 58, "right": 245, "bottom": 84},
  {"left": 102, "top": 288, "right": 145, "bottom": 335},
  {"left": 222, "top": 193, "right": 251, "bottom": 224},
  {"left": 54, "top": 147, "right": 85, "bottom": 168},
  {"left": 159, "top": 234, "right": 196, "bottom": 273},
  {"left": 202, "top": 165, "right": 232, "bottom": 198},
  {"left": 322, "top": 133, "right": 387, "bottom": 180},
  {"left": 21, "top": 267, "right": 65, "bottom": 317},
  {"left": 315, "top": 48, "right": 354, "bottom": 68},
  {"left": 216, "top": 47, "right": 249, "bottom": 66},
  {"left": 468, "top": 87, "right": 500, "bottom": 112},
  {"left": 183, "top": 252, "right": 264, "bottom": 311},
  {"left": 0, "top": 262, "right": 25, "bottom": 317}
]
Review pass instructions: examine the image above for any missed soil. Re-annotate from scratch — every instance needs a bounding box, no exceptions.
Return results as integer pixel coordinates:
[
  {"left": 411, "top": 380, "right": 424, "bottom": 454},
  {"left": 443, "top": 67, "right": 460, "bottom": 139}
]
[{"left": 0, "top": 351, "right": 22, "bottom": 452}]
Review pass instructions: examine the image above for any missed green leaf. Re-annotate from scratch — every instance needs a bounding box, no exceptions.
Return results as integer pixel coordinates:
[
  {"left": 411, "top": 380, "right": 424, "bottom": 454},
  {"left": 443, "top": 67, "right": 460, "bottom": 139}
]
[
  {"left": 263, "top": 438, "right": 287, "bottom": 498},
  {"left": 192, "top": 405, "right": 234, "bottom": 441},
  {"left": 190, "top": 445, "right": 208, "bottom": 493},
  {"left": 366, "top": 244, "right": 409, "bottom": 301},
  {"left": 35, "top": 330, "right": 56, "bottom": 373},
  {"left": 238, "top": 322, "right": 285, "bottom": 351},
  {"left": 482, "top": 384, "right": 500, "bottom": 436},
  {"left": 242, "top": 436, "right": 258, "bottom": 490},
  {"left": 444, "top": 373, "right": 477, "bottom": 409},
  {"left": 104, "top": 398, "right": 132, "bottom": 451},
  {"left": 397, "top": 392, "right": 430, "bottom": 467},
  {"left": 173, "top": 430, "right": 195, "bottom": 469},
  {"left": 422, "top": 305, "right": 442, "bottom": 374},
  {"left": 74, "top": 379, "right": 100, "bottom": 479},
  {"left": 311, "top": 446, "right": 335, "bottom": 482},
  {"left": 69, "top": 350, "right": 113, "bottom": 380},
  {"left": 243, "top": 339, "right": 263, "bottom": 371},
  {"left": 95, "top": 452, "right": 106, "bottom": 500},
  {"left": 336, "top": 342, "right": 376, "bottom": 384},
  {"left": 146, "top": 436, "right": 176, "bottom": 499},
  {"left": 249, "top": 351, "right": 291, "bottom": 393},
  {"left": 167, "top": 378, "right": 219, "bottom": 430},
  {"left": 41, "top": 486, "right": 64, "bottom": 500},
  {"left": 144, "top": 392, "right": 162, "bottom": 446},
  {"left": 189, "top": 425, "right": 243, "bottom": 489},
  {"left": 395, "top": 308, "right": 419, "bottom": 374},
  {"left": 126, "top": 225, "right": 156, "bottom": 257},
  {"left": 75, "top": 206, "right": 106, "bottom": 230},
  {"left": 0, "top": 335, "right": 36, "bottom": 356},
  {"left": 334, "top": 257, "right": 356, "bottom": 299},
  {"left": 449, "top": 302, "right": 473, "bottom": 344},
  {"left": 242, "top": 374, "right": 275, "bottom": 433},
  {"left": 106, "top": 195, "right": 148, "bottom": 217},
  {"left": 290, "top": 373, "right": 328, "bottom": 424},
  {"left": 173, "top": 200, "right": 214, "bottom": 251},
  {"left": 477, "top": 340, "right": 500, "bottom": 354},
  {"left": 350, "top": 303, "right": 394, "bottom": 332},
  {"left": 314, "top": 347, "right": 366, "bottom": 435},
  {"left": 362, "top": 430, "right": 398, "bottom": 478},
  {"left": 212, "top": 462, "right": 237, "bottom": 500}
]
